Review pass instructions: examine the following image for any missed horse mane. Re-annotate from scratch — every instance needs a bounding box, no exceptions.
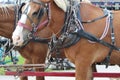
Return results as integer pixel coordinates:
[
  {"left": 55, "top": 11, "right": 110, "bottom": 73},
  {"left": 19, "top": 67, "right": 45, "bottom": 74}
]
[{"left": 0, "top": 4, "right": 15, "bottom": 21}]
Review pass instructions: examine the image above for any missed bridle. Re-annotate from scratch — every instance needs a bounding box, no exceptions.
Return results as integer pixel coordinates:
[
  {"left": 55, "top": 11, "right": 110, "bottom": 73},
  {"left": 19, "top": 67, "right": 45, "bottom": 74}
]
[{"left": 17, "top": 1, "right": 51, "bottom": 37}]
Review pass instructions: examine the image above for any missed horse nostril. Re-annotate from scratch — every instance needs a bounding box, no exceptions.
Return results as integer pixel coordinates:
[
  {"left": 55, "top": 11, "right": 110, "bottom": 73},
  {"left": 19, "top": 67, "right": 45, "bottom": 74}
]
[
  {"left": 13, "top": 36, "right": 21, "bottom": 45},
  {"left": 13, "top": 36, "right": 21, "bottom": 44},
  {"left": 16, "top": 36, "right": 20, "bottom": 40}
]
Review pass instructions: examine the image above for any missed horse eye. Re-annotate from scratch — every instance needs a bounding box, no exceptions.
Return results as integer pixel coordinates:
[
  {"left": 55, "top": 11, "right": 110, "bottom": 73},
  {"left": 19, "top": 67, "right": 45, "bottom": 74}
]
[{"left": 32, "top": 11, "right": 39, "bottom": 17}]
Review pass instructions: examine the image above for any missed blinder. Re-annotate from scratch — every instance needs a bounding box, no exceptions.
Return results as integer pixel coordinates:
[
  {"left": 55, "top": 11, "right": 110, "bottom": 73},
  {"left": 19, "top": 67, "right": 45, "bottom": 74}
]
[
  {"left": 19, "top": 3, "right": 26, "bottom": 14},
  {"left": 36, "top": 8, "right": 45, "bottom": 19},
  {"left": 32, "top": 1, "right": 49, "bottom": 20}
]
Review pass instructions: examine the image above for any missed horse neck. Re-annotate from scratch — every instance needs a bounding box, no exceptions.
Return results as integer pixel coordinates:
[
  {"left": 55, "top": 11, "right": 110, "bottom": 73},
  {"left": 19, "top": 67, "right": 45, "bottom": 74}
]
[
  {"left": 0, "top": 5, "right": 15, "bottom": 38},
  {"left": 0, "top": 6, "right": 15, "bottom": 38},
  {"left": 0, "top": 5, "right": 15, "bottom": 22},
  {"left": 36, "top": 11, "right": 52, "bottom": 38},
  {"left": 48, "top": 2, "right": 65, "bottom": 34},
  {"left": 0, "top": 22, "right": 14, "bottom": 39}
]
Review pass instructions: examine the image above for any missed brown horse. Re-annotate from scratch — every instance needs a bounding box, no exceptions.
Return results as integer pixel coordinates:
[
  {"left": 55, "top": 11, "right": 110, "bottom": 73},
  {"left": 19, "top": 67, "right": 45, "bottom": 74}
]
[
  {"left": 12, "top": 0, "right": 120, "bottom": 80},
  {"left": 0, "top": 4, "right": 51, "bottom": 80}
]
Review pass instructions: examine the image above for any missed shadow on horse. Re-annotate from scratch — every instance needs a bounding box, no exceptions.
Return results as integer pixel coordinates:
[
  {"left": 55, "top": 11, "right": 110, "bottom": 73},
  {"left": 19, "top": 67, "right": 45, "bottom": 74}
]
[
  {"left": 0, "top": 4, "right": 66, "bottom": 80},
  {"left": 12, "top": 0, "right": 120, "bottom": 80}
]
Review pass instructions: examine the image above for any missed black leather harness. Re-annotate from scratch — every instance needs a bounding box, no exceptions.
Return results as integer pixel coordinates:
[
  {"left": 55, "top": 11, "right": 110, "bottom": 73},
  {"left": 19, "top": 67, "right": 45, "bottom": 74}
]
[{"left": 48, "top": 1, "right": 119, "bottom": 67}]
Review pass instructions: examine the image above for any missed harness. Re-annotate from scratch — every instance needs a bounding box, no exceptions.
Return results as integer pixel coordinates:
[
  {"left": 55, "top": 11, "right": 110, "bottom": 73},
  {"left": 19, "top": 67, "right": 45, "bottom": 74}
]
[
  {"left": 48, "top": 1, "right": 119, "bottom": 67},
  {"left": 18, "top": 1, "right": 119, "bottom": 67}
]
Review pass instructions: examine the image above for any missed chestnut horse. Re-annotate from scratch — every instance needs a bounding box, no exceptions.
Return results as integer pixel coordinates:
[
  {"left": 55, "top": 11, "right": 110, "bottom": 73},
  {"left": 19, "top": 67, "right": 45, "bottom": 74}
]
[
  {"left": 0, "top": 4, "right": 73, "bottom": 80},
  {"left": 0, "top": 4, "right": 51, "bottom": 80},
  {"left": 12, "top": 0, "right": 120, "bottom": 80}
]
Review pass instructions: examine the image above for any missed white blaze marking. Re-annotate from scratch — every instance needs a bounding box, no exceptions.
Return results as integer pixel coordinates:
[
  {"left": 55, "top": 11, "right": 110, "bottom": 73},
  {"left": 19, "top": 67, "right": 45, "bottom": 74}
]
[
  {"left": 12, "top": 3, "right": 31, "bottom": 45},
  {"left": 14, "top": 3, "right": 31, "bottom": 36}
]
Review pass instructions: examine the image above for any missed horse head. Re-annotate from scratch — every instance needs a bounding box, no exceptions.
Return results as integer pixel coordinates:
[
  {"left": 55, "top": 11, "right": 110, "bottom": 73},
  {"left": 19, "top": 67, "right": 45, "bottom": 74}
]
[{"left": 12, "top": 0, "right": 52, "bottom": 46}]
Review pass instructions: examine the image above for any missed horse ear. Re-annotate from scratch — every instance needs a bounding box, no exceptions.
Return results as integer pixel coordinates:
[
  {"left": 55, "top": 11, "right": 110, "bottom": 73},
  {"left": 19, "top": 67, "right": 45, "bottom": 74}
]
[{"left": 19, "top": 3, "right": 26, "bottom": 14}]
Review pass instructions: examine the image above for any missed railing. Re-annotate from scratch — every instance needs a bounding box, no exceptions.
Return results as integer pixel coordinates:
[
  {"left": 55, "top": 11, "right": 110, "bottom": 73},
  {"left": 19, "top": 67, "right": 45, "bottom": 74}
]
[
  {"left": 0, "top": 64, "right": 120, "bottom": 78},
  {"left": 5, "top": 71, "right": 120, "bottom": 78}
]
